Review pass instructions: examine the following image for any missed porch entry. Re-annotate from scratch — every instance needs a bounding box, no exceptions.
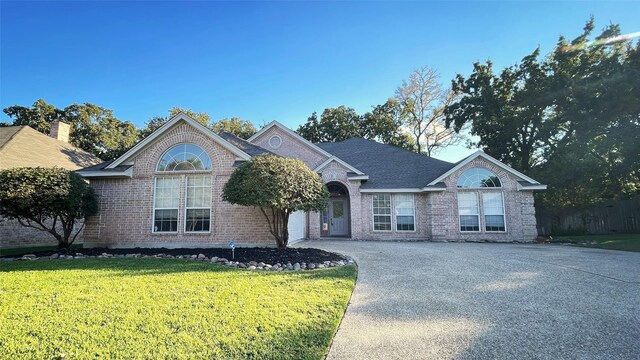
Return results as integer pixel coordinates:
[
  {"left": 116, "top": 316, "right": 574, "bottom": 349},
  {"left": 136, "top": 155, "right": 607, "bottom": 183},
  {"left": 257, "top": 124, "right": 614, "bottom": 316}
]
[{"left": 321, "top": 182, "right": 350, "bottom": 237}]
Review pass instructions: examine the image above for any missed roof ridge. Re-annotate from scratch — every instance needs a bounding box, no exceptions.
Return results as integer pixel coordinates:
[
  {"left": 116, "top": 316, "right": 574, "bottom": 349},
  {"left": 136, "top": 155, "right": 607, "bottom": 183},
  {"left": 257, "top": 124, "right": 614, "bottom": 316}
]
[
  {"left": 0, "top": 125, "right": 28, "bottom": 153},
  {"left": 317, "top": 137, "right": 454, "bottom": 166}
]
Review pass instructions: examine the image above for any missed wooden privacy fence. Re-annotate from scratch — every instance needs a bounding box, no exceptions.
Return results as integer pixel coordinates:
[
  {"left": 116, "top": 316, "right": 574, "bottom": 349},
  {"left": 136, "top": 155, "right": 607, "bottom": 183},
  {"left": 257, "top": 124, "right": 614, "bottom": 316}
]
[{"left": 536, "top": 198, "right": 640, "bottom": 235}]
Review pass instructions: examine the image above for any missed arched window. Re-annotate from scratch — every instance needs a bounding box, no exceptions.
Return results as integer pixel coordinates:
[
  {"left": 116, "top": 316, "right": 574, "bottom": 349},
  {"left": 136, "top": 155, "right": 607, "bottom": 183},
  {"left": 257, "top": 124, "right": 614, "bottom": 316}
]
[
  {"left": 157, "top": 144, "right": 212, "bottom": 172},
  {"left": 457, "top": 167, "right": 501, "bottom": 188}
]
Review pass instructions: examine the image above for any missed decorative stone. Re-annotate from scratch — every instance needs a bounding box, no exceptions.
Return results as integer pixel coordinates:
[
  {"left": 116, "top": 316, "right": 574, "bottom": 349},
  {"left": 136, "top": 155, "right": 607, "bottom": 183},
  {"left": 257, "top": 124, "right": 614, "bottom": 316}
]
[
  {"left": 197, "top": 254, "right": 206, "bottom": 260},
  {"left": 210, "top": 257, "right": 218, "bottom": 263},
  {"left": 308, "top": 263, "right": 316, "bottom": 269},
  {"left": 248, "top": 266, "right": 256, "bottom": 270},
  {"left": 49, "top": 253, "right": 60, "bottom": 259},
  {"left": 293, "top": 263, "right": 301, "bottom": 271}
]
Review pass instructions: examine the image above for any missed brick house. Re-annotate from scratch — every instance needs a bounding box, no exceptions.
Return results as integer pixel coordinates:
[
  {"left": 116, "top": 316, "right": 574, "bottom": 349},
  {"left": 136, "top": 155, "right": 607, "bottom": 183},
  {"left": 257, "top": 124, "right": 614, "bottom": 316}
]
[
  {"left": 78, "top": 113, "right": 546, "bottom": 248},
  {"left": 0, "top": 122, "right": 102, "bottom": 248}
]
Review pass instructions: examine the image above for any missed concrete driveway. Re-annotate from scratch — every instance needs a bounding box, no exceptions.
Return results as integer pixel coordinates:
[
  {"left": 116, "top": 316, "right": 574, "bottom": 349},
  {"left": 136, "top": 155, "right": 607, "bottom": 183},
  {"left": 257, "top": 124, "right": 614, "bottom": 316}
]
[{"left": 298, "top": 241, "right": 640, "bottom": 359}]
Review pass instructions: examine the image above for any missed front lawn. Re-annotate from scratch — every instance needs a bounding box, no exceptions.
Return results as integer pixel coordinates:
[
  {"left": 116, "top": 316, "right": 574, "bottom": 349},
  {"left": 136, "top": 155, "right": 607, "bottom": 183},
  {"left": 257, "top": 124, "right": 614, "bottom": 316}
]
[
  {"left": 550, "top": 233, "right": 640, "bottom": 252},
  {"left": 0, "top": 259, "right": 356, "bottom": 359}
]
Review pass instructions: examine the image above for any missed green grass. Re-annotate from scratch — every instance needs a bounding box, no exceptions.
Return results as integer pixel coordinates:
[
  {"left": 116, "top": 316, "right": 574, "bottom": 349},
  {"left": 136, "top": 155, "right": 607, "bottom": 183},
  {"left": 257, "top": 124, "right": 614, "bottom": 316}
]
[
  {"left": 549, "top": 233, "right": 640, "bottom": 252},
  {"left": 0, "top": 243, "right": 82, "bottom": 257},
  {"left": 0, "top": 259, "right": 356, "bottom": 359}
]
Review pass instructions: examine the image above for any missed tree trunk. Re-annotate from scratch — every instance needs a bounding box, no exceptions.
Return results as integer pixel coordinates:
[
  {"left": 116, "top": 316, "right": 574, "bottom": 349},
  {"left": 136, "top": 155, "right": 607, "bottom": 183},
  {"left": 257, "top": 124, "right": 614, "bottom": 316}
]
[{"left": 259, "top": 207, "right": 291, "bottom": 249}]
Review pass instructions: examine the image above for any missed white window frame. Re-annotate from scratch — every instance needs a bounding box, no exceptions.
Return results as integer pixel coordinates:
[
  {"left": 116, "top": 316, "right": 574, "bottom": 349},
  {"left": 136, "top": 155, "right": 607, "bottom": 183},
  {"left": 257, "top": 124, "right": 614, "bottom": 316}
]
[
  {"left": 394, "top": 194, "right": 416, "bottom": 232},
  {"left": 458, "top": 192, "right": 481, "bottom": 233},
  {"left": 156, "top": 143, "right": 213, "bottom": 173},
  {"left": 152, "top": 177, "right": 181, "bottom": 233},
  {"left": 456, "top": 167, "right": 502, "bottom": 189},
  {"left": 372, "top": 193, "right": 392, "bottom": 232},
  {"left": 482, "top": 192, "right": 507, "bottom": 233},
  {"left": 184, "top": 175, "right": 212, "bottom": 234}
]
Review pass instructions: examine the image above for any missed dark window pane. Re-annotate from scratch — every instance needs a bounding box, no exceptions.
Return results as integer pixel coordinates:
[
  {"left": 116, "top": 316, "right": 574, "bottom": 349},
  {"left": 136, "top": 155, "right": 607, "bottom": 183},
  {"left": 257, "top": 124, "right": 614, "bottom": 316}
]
[
  {"left": 397, "top": 216, "right": 415, "bottom": 231},
  {"left": 485, "top": 215, "right": 505, "bottom": 231},
  {"left": 186, "top": 209, "right": 211, "bottom": 232},
  {"left": 154, "top": 209, "right": 178, "bottom": 232},
  {"left": 460, "top": 215, "right": 480, "bottom": 232}
]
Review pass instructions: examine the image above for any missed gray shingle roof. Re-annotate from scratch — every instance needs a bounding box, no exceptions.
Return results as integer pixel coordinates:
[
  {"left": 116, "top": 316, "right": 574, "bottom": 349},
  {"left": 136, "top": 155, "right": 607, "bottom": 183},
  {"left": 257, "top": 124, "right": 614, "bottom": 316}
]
[
  {"left": 78, "top": 160, "right": 132, "bottom": 173},
  {"left": 316, "top": 138, "right": 456, "bottom": 189},
  {"left": 218, "top": 132, "right": 273, "bottom": 157}
]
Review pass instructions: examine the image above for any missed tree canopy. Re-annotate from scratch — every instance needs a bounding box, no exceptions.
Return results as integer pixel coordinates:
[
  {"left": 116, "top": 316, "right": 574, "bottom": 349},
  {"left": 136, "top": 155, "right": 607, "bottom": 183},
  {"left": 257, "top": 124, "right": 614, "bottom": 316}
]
[
  {"left": 222, "top": 155, "right": 329, "bottom": 248},
  {"left": 137, "top": 107, "right": 212, "bottom": 139},
  {"left": 296, "top": 68, "right": 463, "bottom": 156},
  {"left": 445, "top": 18, "right": 640, "bottom": 209},
  {"left": 296, "top": 100, "right": 414, "bottom": 150},
  {"left": 211, "top": 117, "right": 257, "bottom": 139},
  {"left": 3, "top": 100, "right": 138, "bottom": 160},
  {"left": 138, "top": 108, "right": 257, "bottom": 140},
  {"left": 0, "top": 167, "right": 98, "bottom": 249}
]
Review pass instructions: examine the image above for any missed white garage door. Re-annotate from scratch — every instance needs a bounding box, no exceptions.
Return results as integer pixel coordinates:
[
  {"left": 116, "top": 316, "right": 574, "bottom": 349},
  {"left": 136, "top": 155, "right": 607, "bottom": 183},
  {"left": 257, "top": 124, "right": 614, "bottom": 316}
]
[{"left": 288, "top": 211, "right": 306, "bottom": 242}]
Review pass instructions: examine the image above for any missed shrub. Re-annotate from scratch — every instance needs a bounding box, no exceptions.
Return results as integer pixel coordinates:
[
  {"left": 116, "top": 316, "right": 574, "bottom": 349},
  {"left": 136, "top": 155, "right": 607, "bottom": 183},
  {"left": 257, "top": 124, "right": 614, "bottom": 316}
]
[
  {"left": 222, "top": 155, "right": 329, "bottom": 248},
  {"left": 0, "top": 167, "right": 98, "bottom": 249}
]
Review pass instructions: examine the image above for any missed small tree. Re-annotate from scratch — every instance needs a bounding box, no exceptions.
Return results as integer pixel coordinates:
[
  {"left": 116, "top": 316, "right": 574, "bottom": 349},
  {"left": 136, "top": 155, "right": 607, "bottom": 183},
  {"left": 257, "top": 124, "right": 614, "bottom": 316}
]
[
  {"left": 222, "top": 155, "right": 329, "bottom": 248},
  {"left": 395, "top": 66, "right": 462, "bottom": 156},
  {"left": 0, "top": 167, "right": 98, "bottom": 250}
]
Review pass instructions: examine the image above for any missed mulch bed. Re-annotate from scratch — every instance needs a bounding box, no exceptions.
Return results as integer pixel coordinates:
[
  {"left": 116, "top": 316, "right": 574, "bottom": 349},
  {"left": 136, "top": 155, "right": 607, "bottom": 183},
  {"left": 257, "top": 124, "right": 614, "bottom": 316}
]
[{"left": 9, "top": 247, "right": 346, "bottom": 265}]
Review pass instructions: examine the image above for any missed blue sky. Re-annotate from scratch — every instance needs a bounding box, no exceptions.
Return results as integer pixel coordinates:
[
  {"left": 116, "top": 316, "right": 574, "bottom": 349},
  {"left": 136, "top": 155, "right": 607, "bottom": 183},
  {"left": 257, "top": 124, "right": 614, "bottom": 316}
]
[{"left": 1, "top": 1, "right": 638, "bottom": 161}]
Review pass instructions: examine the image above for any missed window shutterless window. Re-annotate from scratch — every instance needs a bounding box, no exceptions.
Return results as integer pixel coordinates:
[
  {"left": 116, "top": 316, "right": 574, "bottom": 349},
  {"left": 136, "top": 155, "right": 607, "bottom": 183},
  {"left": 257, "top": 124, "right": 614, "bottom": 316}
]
[
  {"left": 153, "top": 177, "right": 181, "bottom": 233},
  {"left": 157, "top": 144, "right": 212, "bottom": 172},
  {"left": 458, "top": 192, "right": 480, "bottom": 232},
  {"left": 457, "top": 167, "right": 501, "bottom": 188},
  {"left": 395, "top": 194, "right": 415, "bottom": 231},
  {"left": 185, "top": 176, "right": 212, "bottom": 233},
  {"left": 372, "top": 194, "right": 392, "bottom": 231},
  {"left": 483, "top": 192, "right": 506, "bottom": 231}
]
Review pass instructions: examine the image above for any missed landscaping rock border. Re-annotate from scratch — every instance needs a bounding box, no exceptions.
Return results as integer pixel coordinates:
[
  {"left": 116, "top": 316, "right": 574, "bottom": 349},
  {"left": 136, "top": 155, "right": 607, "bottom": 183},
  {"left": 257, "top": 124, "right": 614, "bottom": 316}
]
[{"left": 0, "top": 251, "right": 355, "bottom": 271}]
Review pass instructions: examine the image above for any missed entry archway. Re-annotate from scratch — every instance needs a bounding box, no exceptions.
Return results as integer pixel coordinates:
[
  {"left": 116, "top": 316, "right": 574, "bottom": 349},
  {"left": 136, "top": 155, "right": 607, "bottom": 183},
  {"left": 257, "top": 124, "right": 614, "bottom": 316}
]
[{"left": 321, "top": 182, "right": 350, "bottom": 237}]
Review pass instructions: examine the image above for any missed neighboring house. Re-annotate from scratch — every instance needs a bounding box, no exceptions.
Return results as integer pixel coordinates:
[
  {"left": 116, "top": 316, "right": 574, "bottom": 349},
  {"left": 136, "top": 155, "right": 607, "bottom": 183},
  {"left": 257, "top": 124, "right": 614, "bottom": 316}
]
[
  {"left": 78, "top": 113, "right": 546, "bottom": 248},
  {"left": 0, "top": 122, "right": 102, "bottom": 248}
]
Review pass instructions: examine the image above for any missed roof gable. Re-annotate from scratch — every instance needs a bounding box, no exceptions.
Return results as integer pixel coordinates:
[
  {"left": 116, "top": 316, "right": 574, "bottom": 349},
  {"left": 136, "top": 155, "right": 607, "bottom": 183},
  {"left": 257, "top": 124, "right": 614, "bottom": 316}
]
[
  {"left": 106, "top": 112, "right": 251, "bottom": 169},
  {"left": 427, "top": 150, "right": 542, "bottom": 186},
  {"left": 314, "top": 156, "right": 365, "bottom": 175},
  {"left": 248, "top": 120, "right": 333, "bottom": 159}
]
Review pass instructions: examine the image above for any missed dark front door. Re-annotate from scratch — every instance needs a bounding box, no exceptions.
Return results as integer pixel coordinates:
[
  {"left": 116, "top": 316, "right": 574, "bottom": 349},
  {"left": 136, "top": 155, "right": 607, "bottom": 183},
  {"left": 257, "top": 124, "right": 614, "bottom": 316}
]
[{"left": 329, "top": 199, "right": 348, "bottom": 236}]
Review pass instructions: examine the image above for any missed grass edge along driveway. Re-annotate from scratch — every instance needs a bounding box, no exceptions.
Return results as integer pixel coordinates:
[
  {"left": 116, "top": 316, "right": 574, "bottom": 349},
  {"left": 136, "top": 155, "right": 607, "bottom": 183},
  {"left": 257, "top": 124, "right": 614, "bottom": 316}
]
[
  {"left": 0, "top": 258, "right": 356, "bottom": 360},
  {"left": 549, "top": 233, "right": 640, "bottom": 252}
]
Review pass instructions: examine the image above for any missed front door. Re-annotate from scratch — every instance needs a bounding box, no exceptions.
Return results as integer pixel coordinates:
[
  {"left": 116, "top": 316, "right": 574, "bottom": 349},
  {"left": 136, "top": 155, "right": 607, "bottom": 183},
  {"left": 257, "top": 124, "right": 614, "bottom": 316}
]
[{"left": 329, "top": 199, "right": 348, "bottom": 236}]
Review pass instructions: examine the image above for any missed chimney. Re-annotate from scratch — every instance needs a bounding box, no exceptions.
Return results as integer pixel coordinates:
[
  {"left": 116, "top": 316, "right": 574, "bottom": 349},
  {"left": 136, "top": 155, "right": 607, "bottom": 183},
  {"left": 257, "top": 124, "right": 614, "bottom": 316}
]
[{"left": 50, "top": 121, "right": 70, "bottom": 143}]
